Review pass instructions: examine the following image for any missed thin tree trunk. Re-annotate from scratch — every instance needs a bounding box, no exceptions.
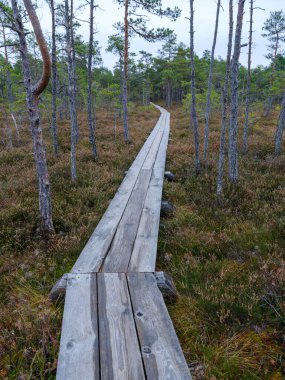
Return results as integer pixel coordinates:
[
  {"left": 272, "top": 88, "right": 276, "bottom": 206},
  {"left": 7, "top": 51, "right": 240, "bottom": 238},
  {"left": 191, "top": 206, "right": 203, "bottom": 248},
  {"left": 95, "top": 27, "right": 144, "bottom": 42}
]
[
  {"left": 242, "top": 0, "right": 254, "bottom": 154},
  {"left": 70, "top": 0, "right": 79, "bottom": 142},
  {"left": 50, "top": 0, "right": 59, "bottom": 157},
  {"left": 2, "top": 24, "right": 14, "bottom": 146},
  {"left": 87, "top": 0, "right": 97, "bottom": 158},
  {"left": 217, "top": 0, "right": 234, "bottom": 200},
  {"left": 228, "top": 0, "right": 246, "bottom": 183},
  {"left": 189, "top": 0, "right": 200, "bottom": 174},
  {"left": 122, "top": 0, "right": 129, "bottom": 142},
  {"left": 65, "top": 0, "right": 77, "bottom": 180},
  {"left": 11, "top": 0, "right": 54, "bottom": 232},
  {"left": 11, "top": 112, "right": 20, "bottom": 142},
  {"left": 275, "top": 91, "right": 285, "bottom": 155},
  {"left": 203, "top": 0, "right": 221, "bottom": 161},
  {"left": 264, "top": 33, "right": 280, "bottom": 118}
]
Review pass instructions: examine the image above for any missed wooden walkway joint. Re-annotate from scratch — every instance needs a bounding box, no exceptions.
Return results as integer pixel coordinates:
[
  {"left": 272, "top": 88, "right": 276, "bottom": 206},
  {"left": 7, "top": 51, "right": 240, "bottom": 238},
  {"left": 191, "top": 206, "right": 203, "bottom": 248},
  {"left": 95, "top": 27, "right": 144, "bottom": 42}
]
[{"left": 55, "top": 105, "right": 192, "bottom": 379}]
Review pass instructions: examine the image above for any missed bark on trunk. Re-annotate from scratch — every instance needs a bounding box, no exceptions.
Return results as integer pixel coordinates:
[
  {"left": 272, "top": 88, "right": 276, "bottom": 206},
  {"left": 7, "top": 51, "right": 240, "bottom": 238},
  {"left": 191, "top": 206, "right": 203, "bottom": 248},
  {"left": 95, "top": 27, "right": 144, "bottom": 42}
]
[
  {"left": 122, "top": 0, "right": 129, "bottom": 142},
  {"left": 2, "top": 25, "right": 14, "bottom": 146},
  {"left": 11, "top": 0, "right": 54, "bottom": 232},
  {"left": 242, "top": 0, "right": 253, "bottom": 154},
  {"left": 65, "top": 0, "right": 78, "bottom": 180},
  {"left": 50, "top": 0, "right": 59, "bottom": 157},
  {"left": 189, "top": 0, "right": 200, "bottom": 175},
  {"left": 275, "top": 91, "right": 285, "bottom": 155},
  {"left": 216, "top": 0, "right": 233, "bottom": 199},
  {"left": 228, "top": 0, "right": 246, "bottom": 183},
  {"left": 87, "top": 0, "right": 97, "bottom": 158},
  {"left": 11, "top": 112, "right": 20, "bottom": 142},
  {"left": 203, "top": 0, "right": 221, "bottom": 161}
]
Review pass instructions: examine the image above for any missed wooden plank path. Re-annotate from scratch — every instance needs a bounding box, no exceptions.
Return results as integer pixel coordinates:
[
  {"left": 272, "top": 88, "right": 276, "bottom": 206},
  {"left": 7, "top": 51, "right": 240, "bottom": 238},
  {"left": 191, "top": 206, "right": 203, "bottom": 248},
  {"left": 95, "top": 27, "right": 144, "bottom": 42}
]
[{"left": 56, "top": 105, "right": 192, "bottom": 379}]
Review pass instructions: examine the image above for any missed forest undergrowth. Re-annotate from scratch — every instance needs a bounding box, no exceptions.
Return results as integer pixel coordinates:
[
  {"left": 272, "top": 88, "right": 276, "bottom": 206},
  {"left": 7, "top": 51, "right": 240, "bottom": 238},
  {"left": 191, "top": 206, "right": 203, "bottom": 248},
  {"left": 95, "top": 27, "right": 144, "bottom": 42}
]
[{"left": 0, "top": 104, "right": 284, "bottom": 379}]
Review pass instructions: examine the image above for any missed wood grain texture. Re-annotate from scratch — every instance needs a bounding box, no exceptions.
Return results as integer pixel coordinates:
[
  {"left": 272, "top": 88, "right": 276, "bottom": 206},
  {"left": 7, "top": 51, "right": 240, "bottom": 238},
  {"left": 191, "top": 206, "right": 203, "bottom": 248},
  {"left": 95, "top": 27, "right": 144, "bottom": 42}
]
[
  {"left": 49, "top": 273, "right": 68, "bottom": 303},
  {"left": 71, "top": 111, "right": 164, "bottom": 274},
  {"left": 56, "top": 274, "right": 99, "bottom": 380},
  {"left": 102, "top": 169, "right": 152, "bottom": 272},
  {"left": 102, "top": 116, "right": 166, "bottom": 272},
  {"left": 128, "top": 112, "right": 170, "bottom": 272},
  {"left": 98, "top": 273, "right": 145, "bottom": 380},
  {"left": 127, "top": 273, "right": 192, "bottom": 380}
]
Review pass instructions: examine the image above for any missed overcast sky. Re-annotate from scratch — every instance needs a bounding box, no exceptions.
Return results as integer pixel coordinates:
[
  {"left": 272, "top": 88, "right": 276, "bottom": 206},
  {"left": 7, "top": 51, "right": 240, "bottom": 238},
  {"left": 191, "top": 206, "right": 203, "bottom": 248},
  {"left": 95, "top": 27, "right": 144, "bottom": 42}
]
[{"left": 37, "top": 0, "right": 284, "bottom": 70}]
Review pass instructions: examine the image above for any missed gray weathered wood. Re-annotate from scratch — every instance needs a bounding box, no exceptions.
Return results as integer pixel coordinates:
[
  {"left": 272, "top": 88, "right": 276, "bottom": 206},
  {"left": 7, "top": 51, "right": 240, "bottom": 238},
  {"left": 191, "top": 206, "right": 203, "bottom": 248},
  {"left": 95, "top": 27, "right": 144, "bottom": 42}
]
[
  {"left": 155, "top": 271, "right": 179, "bottom": 303},
  {"left": 102, "top": 118, "right": 166, "bottom": 272},
  {"left": 161, "top": 200, "right": 175, "bottom": 218},
  {"left": 71, "top": 112, "right": 165, "bottom": 274},
  {"left": 102, "top": 168, "right": 153, "bottom": 272},
  {"left": 98, "top": 273, "right": 145, "bottom": 379},
  {"left": 49, "top": 273, "right": 68, "bottom": 303},
  {"left": 127, "top": 273, "right": 192, "bottom": 380},
  {"left": 164, "top": 171, "right": 175, "bottom": 182},
  {"left": 56, "top": 274, "right": 99, "bottom": 380},
  {"left": 128, "top": 115, "right": 170, "bottom": 272}
]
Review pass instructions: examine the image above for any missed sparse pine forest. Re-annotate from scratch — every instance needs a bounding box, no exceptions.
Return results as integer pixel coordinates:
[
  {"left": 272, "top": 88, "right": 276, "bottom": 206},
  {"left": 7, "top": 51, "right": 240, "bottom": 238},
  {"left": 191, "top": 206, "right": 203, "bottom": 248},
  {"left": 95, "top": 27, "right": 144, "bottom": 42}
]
[{"left": 0, "top": 0, "right": 284, "bottom": 379}]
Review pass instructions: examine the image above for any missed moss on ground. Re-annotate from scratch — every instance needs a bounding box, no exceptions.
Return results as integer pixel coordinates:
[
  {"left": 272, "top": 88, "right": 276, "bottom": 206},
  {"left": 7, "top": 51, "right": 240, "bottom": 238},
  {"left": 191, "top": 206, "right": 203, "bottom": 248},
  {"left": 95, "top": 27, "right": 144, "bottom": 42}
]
[{"left": 0, "top": 105, "right": 284, "bottom": 379}]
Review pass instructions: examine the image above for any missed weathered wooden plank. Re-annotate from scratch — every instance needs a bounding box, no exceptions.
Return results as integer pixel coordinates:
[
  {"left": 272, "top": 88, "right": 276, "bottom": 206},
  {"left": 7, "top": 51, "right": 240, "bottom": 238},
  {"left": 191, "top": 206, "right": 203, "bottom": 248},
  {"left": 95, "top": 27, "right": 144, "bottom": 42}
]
[
  {"left": 102, "top": 118, "right": 166, "bottom": 272},
  {"left": 102, "top": 169, "right": 153, "bottom": 272},
  {"left": 155, "top": 271, "right": 179, "bottom": 304},
  {"left": 71, "top": 112, "right": 165, "bottom": 274},
  {"left": 56, "top": 274, "right": 99, "bottom": 380},
  {"left": 98, "top": 273, "right": 145, "bottom": 380},
  {"left": 128, "top": 113, "right": 170, "bottom": 272},
  {"left": 49, "top": 273, "right": 68, "bottom": 303},
  {"left": 127, "top": 273, "right": 192, "bottom": 380}
]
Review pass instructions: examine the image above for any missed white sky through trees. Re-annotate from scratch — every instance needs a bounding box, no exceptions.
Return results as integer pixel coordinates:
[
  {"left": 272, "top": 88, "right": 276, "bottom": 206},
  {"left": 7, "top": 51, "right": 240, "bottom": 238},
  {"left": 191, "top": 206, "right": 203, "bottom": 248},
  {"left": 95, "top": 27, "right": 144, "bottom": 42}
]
[{"left": 37, "top": 0, "right": 284, "bottom": 70}]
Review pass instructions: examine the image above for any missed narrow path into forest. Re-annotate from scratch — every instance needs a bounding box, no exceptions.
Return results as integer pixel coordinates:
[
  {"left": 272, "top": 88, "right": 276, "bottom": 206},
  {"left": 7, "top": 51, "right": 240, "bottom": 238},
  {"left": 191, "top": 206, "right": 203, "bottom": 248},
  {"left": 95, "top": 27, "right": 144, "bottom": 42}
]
[{"left": 54, "top": 105, "right": 192, "bottom": 380}]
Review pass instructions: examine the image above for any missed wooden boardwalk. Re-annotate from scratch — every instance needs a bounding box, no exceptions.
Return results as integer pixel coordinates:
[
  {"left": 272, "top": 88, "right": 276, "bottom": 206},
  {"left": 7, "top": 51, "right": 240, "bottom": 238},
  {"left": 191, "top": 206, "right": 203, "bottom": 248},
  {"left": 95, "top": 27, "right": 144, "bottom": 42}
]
[{"left": 56, "top": 105, "right": 192, "bottom": 379}]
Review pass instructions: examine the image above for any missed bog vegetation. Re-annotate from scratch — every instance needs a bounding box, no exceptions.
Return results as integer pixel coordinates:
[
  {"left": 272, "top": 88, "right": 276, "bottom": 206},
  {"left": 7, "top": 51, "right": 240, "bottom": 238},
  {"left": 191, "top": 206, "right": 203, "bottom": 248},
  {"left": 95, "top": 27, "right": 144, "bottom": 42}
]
[{"left": 0, "top": 0, "right": 284, "bottom": 379}]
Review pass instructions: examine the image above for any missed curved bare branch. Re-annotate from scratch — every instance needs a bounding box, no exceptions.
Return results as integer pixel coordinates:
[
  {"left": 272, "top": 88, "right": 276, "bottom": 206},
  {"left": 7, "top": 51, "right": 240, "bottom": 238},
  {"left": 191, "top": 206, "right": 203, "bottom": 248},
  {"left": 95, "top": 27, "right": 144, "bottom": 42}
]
[{"left": 23, "top": 0, "right": 51, "bottom": 100}]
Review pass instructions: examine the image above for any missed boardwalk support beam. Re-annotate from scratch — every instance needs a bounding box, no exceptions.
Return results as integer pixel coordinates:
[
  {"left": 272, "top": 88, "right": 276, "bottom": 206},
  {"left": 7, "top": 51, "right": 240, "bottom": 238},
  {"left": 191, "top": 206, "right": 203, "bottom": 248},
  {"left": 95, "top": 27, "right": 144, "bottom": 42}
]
[
  {"left": 164, "top": 171, "right": 175, "bottom": 182},
  {"left": 49, "top": 271, "right": 179, "bottom": 304},
  {"left": 161, "top": 200, "right": 175, "bottom": 217}
]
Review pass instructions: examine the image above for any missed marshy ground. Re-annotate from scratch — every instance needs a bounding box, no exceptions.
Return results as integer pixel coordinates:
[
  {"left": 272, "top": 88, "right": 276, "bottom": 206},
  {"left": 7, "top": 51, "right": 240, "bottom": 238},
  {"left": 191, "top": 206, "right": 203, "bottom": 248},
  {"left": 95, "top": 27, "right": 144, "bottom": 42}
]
[{"left": 0, "top": 104, "right": 284, "bottom": 379}]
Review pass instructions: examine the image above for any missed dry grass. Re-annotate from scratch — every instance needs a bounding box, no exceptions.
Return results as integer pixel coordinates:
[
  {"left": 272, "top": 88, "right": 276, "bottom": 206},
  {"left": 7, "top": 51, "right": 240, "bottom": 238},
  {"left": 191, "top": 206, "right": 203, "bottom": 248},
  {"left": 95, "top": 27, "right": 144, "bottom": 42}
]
[
  {"left": 0, "top": 103, "right": 284, "bottom": 379},
  {"left": 0, "top": 105, "right": 160, "bottom": 379},
  {"left": 158, "top": 105, "right": 285, "bottom": 379}
]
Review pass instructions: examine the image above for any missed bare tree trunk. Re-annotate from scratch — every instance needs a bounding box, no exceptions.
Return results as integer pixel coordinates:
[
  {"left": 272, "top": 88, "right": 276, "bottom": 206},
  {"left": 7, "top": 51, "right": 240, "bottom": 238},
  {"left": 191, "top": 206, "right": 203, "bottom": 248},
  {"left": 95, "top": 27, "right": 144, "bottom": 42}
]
[
  {"left": 264, "top": 34, "right": 280, "bottom": 118},
  {"left": 11, "top": 112, "right": 20, "bottom": 142},
  {"left": 65, "top": 0, "right": 77, "bottom": 180},
  {"left": 228, "top": 0, "right": 246, "bottom": 183},
  {"left": 203, "top": 0, "right": 221, "bottom": 161},
  {"left": 2, "top": 24, "right": 15, "bottom": 146},
  {"left": 50, "top": 0, "right": 59, "bottom": 157},
  {"left": 242, "top": 0, "right": 253, "bottom": 154},
  {"left": 119, "top": 54, "right": 123, "bottom": 118},
  {"left": 217, "top": 0, "right": 233, "bottom": 200},
  {"left": 87, "top": 0, "right": 97, "bottom": 158},
  {"left": 275, "top": 91, "right": 285, "bottom": 155},
  {"left": 70, "top": 0, "right": 79, "bottom": 143},
  {"left": 122, "top": 0, "right": 130, "bottom": 142},
  {"left": 166, "top": 78, "right": 171, "bottom": 108},
  {"left": 189, "top": 0, "right": 200, "bottom": 174},
  {"left": 11, "top": 0, "right": 54, "bottom": 232}
]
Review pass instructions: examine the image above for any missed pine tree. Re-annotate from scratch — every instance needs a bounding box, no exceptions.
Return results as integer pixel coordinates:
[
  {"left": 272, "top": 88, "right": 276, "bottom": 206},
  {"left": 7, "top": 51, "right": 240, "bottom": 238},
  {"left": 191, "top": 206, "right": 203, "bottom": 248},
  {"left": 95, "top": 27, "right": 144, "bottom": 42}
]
[
  {"left": 115, "top": 0, "right": 180, "bottom": 141},
  {"left": 189, "top": 0, "right": 200, "bottom": 174},
  {"left": 11, "top": 0, "right": 54, "bottom": 232},
  {"left": 203, "top": 0, "right": 221, "bottom": 161},
  {"left": 228, "top": 0, "right": 246, "bottom": 183}
]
